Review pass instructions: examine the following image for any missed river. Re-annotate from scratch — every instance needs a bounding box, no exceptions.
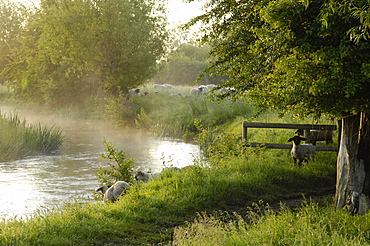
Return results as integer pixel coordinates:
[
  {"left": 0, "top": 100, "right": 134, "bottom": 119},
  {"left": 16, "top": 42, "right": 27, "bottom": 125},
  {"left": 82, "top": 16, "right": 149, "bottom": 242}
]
[{"left": 0, "top": 107, "right": 201, "bottom": 220}]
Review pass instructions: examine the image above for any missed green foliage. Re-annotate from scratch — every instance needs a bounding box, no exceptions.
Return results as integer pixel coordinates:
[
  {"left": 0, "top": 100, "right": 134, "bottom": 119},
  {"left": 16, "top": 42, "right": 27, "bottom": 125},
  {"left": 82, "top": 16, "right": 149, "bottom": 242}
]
[
  {"left": 155, "top": 44, "right": 226, "bottom": 85},
  {"left": 1, "top": 0, "right": 168, "bottom": 107},
  {"left": 0, "top": 112, "right": 64, "bottom": 160},
  {"left": 0, "top": 0, "right": 29, "bottom": 84},
  {"left": 96, "top": 139, "right": 135, "bottom": 185},
  {"left": 104, "top": 93, "right": 140, "bottom": 126},
  {"left": 191, "top": 0, "right": 370, "bottom": 119}
]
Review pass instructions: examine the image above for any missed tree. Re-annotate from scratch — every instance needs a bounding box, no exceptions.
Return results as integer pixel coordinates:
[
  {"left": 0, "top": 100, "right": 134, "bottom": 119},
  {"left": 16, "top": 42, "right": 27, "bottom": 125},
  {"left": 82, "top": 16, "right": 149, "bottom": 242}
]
[
  {"left": 190, "top": 0, "right": 370, "bottom": 213},
  {"left": 2, "top": 0, "right": 168, "bottom": 106},
  {"left": 0, "top": 0, "right": 29, "bottom": 84}
]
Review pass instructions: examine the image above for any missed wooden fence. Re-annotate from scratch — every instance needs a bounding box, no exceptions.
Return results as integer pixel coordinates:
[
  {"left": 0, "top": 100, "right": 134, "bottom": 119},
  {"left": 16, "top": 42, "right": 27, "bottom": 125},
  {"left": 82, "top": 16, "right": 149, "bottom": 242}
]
[{"left": 242, "top": 122, "right": 338, "bottom": 152}]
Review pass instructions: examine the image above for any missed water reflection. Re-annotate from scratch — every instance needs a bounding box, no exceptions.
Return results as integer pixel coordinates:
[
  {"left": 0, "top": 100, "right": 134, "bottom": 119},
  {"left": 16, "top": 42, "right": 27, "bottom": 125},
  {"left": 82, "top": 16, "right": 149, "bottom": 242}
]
[{"left": 0, "top": 113, "right": 200, "bottom": 220}]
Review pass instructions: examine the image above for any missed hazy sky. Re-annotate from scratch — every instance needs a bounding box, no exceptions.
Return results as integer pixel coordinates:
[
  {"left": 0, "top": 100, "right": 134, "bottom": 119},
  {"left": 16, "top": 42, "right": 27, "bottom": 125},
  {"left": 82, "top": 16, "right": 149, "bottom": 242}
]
[
  {"left": 12, "top": 0, "right": 206, "bottom": 24},
  {"left": 166, "top": 0, "right": 205, "bottom": 24}
]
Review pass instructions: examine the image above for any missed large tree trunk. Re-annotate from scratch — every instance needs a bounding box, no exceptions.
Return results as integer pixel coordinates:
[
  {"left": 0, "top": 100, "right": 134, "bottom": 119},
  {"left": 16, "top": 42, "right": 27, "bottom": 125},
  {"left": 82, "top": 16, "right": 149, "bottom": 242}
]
[{"left": 335, "top": 112, "right": 370, "bottom": 214}]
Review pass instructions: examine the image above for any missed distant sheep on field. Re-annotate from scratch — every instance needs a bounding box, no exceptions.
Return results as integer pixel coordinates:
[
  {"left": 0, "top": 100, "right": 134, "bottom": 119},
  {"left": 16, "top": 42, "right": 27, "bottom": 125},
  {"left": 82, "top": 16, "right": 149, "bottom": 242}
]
[
  {"left": 169, "top": 93, "right": 181, "bottom": 97},
  {"left": 190, "top": 87, "right": 204, "bottom": 95},
  {"left": 97, "top": 181, "right": 130, "bottom": 202},
  {"left": 129, "top": 88, "right": 140, "bottom": 96},
  {"left": 295, "top": 129, "right": 334, "bottom": 145},
  {"left": 164, "top": 84, "right": 175, "bottom": 89},
  {"left": 153, "top": 84, "right": 175, "bottom": 89},
  {"left": 288, "top": 135, "right": 316, "bottom": 166},
  {"left": 154, "top": 84, "right": 165, "bottom": 89}
]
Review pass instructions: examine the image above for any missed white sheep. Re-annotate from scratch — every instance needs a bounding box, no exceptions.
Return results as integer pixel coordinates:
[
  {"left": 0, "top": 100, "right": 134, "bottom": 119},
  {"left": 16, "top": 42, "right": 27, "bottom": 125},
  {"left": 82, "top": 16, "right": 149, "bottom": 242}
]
[
  {"left": 96, "top": 181, "right": 130, "bottom": 202},
  {"left": 295, "top": 129, "right": 334, "bottom": 145},
  {"left": 153, "top": 84, "right": 175, "bottom": 89},
  {"left": 154, "top": 84, "right": 166, "bottom": 89},
  {"left": 288, "top": 135, "right": 316, "bottom": 166},
  {"left": 129, "top": 88, "right": 140, "bottom": 97},
  {"left": 169, "top": 93, "right": 181, "bottom": 97},
  {"left": 163, "top": 84, "right": 175, "bottom": 89},
  {"left": 190, "top": 87, "right": 204, "bottom": 95}
]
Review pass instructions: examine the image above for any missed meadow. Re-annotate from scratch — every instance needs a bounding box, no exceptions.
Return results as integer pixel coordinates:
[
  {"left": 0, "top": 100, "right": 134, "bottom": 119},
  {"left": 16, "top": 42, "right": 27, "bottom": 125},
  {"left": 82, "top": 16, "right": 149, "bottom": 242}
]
[{"left": 0, "top": 85, "right": 367, "bottom": 245}]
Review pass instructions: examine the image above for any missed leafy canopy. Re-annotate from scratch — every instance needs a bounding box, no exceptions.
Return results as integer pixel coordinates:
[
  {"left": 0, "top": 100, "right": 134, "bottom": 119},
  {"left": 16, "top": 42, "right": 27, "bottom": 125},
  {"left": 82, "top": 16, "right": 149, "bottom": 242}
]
[
  {"left": 2, "top": 0, "right": 168, "bottom": 106},
  {"left": 190, "top": 0, "right": 370, "bottom": 119}
]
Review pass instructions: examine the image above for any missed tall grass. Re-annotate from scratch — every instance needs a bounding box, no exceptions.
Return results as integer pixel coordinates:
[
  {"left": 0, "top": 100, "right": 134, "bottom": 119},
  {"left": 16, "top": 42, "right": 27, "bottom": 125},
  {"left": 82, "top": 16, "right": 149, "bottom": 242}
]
[
  {"left": 104, "top": 86, "right": 255, "bottom": 138},
  {"left": 173, "top": 200, "right": 370, "bottom": 245},
  {"left": 0, "top": 112, "right": 64, "bottom": 160}
]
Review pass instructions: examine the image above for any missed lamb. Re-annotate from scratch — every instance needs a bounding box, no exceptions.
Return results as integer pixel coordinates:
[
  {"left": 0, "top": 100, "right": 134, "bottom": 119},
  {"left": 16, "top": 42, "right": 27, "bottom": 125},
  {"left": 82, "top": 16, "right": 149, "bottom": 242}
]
[
  {"left": 295, "top": 129, "right": 334, "bottom": 145},
  {"left": 96, "top": 181, "right": 130, "bottom": 202},
  {"left": 288, "top": 135, "right": 316, "bottom": 166}
]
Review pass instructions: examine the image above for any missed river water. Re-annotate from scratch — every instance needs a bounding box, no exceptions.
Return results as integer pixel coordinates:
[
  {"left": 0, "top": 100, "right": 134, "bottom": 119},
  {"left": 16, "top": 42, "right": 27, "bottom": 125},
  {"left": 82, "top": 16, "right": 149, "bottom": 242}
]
[{"left": 0, "top": 107, "right": 200, "bottom": 220}]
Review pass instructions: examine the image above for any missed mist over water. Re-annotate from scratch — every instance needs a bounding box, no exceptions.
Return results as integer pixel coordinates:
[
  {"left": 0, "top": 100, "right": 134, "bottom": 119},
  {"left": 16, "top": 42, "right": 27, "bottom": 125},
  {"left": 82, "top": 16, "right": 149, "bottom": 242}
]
[{"left": 0, "top": 107, "right": 200, "bottom": 219}]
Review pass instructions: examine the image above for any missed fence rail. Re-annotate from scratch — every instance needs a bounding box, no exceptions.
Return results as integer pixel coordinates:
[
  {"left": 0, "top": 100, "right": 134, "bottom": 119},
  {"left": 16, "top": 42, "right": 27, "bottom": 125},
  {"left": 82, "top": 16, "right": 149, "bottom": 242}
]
[{"left": 242, "top": 122, "right": 338, "bottom": 152}]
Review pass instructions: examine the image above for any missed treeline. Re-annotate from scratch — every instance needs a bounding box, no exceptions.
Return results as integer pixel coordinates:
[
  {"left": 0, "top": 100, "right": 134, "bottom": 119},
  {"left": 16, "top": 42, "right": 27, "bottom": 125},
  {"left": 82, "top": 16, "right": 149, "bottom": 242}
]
[
  {"left": 0, "top": 0, "right": 224, "bottom": 108},
  {"left": 0, "top": 0, "right": 166, "bottom": 107}
]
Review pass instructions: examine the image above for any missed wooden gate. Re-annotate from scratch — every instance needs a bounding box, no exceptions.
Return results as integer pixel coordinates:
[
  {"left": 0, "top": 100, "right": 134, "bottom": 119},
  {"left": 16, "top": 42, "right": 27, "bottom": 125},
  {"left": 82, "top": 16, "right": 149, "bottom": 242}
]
[{"left": 242, "top": 122, "right": 338, "bottom": 152}]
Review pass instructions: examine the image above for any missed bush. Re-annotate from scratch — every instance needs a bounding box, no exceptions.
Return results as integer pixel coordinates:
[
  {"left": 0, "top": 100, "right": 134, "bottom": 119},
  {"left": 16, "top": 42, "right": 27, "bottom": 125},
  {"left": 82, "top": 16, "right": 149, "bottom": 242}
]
[{"left": 96, "top": 139, "right": 135, "bottom": 186}]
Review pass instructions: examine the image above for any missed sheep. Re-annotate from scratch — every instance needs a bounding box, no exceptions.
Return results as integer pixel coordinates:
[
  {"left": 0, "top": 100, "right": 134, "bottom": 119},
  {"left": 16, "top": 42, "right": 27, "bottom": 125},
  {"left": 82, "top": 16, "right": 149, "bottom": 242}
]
[
  {"left": 154, "top": 84, "right": 166, "bottom": 89},
  {"left": 96, "top": 181, "right": 130, "bottom": 202},
  {"left": 153, "top": 84, "right": 174, "bottom": 89},
  {"left": 169, "top": 93, "right": 181, "bottom": 97},
  {"left": 134, "top": 171, "right": 153, "bottom": 182},
  {"left": 288, "top": 135, "right": 316, "bottom": 166},
  {"left": 217, "top": 87, "right": 237, "bottom": 94},
  {"left": 135, "top": 168, "right": 182, "bottom": 182},
  {"left": 163, "top": 84, "right": 175, "bottom": 89},
  {"left": 295, "top": 129, "right": 334, "bottom": 145},
  {"left": 190, "top": 87, "right": 204, "bottom": 95},
  {"left": 129, "top": 88, "right": 140, "bottom": 97}
]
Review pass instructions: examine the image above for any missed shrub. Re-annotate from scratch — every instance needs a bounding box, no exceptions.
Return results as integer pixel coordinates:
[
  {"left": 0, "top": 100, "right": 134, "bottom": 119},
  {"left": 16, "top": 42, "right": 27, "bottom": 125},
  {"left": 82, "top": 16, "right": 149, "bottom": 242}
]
[{"left": 96, "top": 139, "right": 135, "bottom": 186}]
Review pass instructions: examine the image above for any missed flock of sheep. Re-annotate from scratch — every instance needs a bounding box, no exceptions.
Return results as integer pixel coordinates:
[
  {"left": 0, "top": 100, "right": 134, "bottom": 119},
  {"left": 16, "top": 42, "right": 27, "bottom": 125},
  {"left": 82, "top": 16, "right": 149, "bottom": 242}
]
[
  {"left": 97, "top": 128, "right": 334, "bottom": 202},
  {"left": 128, "top": 83, "right": 236, "bottom": 98}
]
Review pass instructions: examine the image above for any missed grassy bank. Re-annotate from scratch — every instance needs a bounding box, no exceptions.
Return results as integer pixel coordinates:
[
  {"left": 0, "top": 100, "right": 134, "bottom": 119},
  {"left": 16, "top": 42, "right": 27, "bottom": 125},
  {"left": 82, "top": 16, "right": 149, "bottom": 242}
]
[
  {"left": 0, "top": 87, "right": 354, "bottom": 245},
  {"left": 0, "top": 137, "right": 339, "bottom": 245},
  {"left": 0, "top": 112, "right": 64, "bottom": 160}
]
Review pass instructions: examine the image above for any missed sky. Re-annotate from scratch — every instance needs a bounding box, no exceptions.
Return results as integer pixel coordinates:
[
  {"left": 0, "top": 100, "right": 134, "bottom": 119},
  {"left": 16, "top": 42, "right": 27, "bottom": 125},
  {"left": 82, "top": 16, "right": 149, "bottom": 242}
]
[
  {"left": 11, "top": 0, "right": 206, "bottom": 24},
  {"left": 166, "top": 0, "right": 205, "bottom": 24}
]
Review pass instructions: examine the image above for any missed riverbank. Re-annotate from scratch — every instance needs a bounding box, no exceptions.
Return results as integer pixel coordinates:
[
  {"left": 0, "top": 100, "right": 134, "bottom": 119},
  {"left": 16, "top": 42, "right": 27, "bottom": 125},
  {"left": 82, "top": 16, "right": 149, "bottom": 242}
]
[
  {"left": 0, "top": 110, "right": 343, "bottom": 245},
  {"left": 1, "top": 90, "right": 363, "bottom": 245},
  {"left": 0, "top": 148, "right": 339, "bottom": 245}
]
